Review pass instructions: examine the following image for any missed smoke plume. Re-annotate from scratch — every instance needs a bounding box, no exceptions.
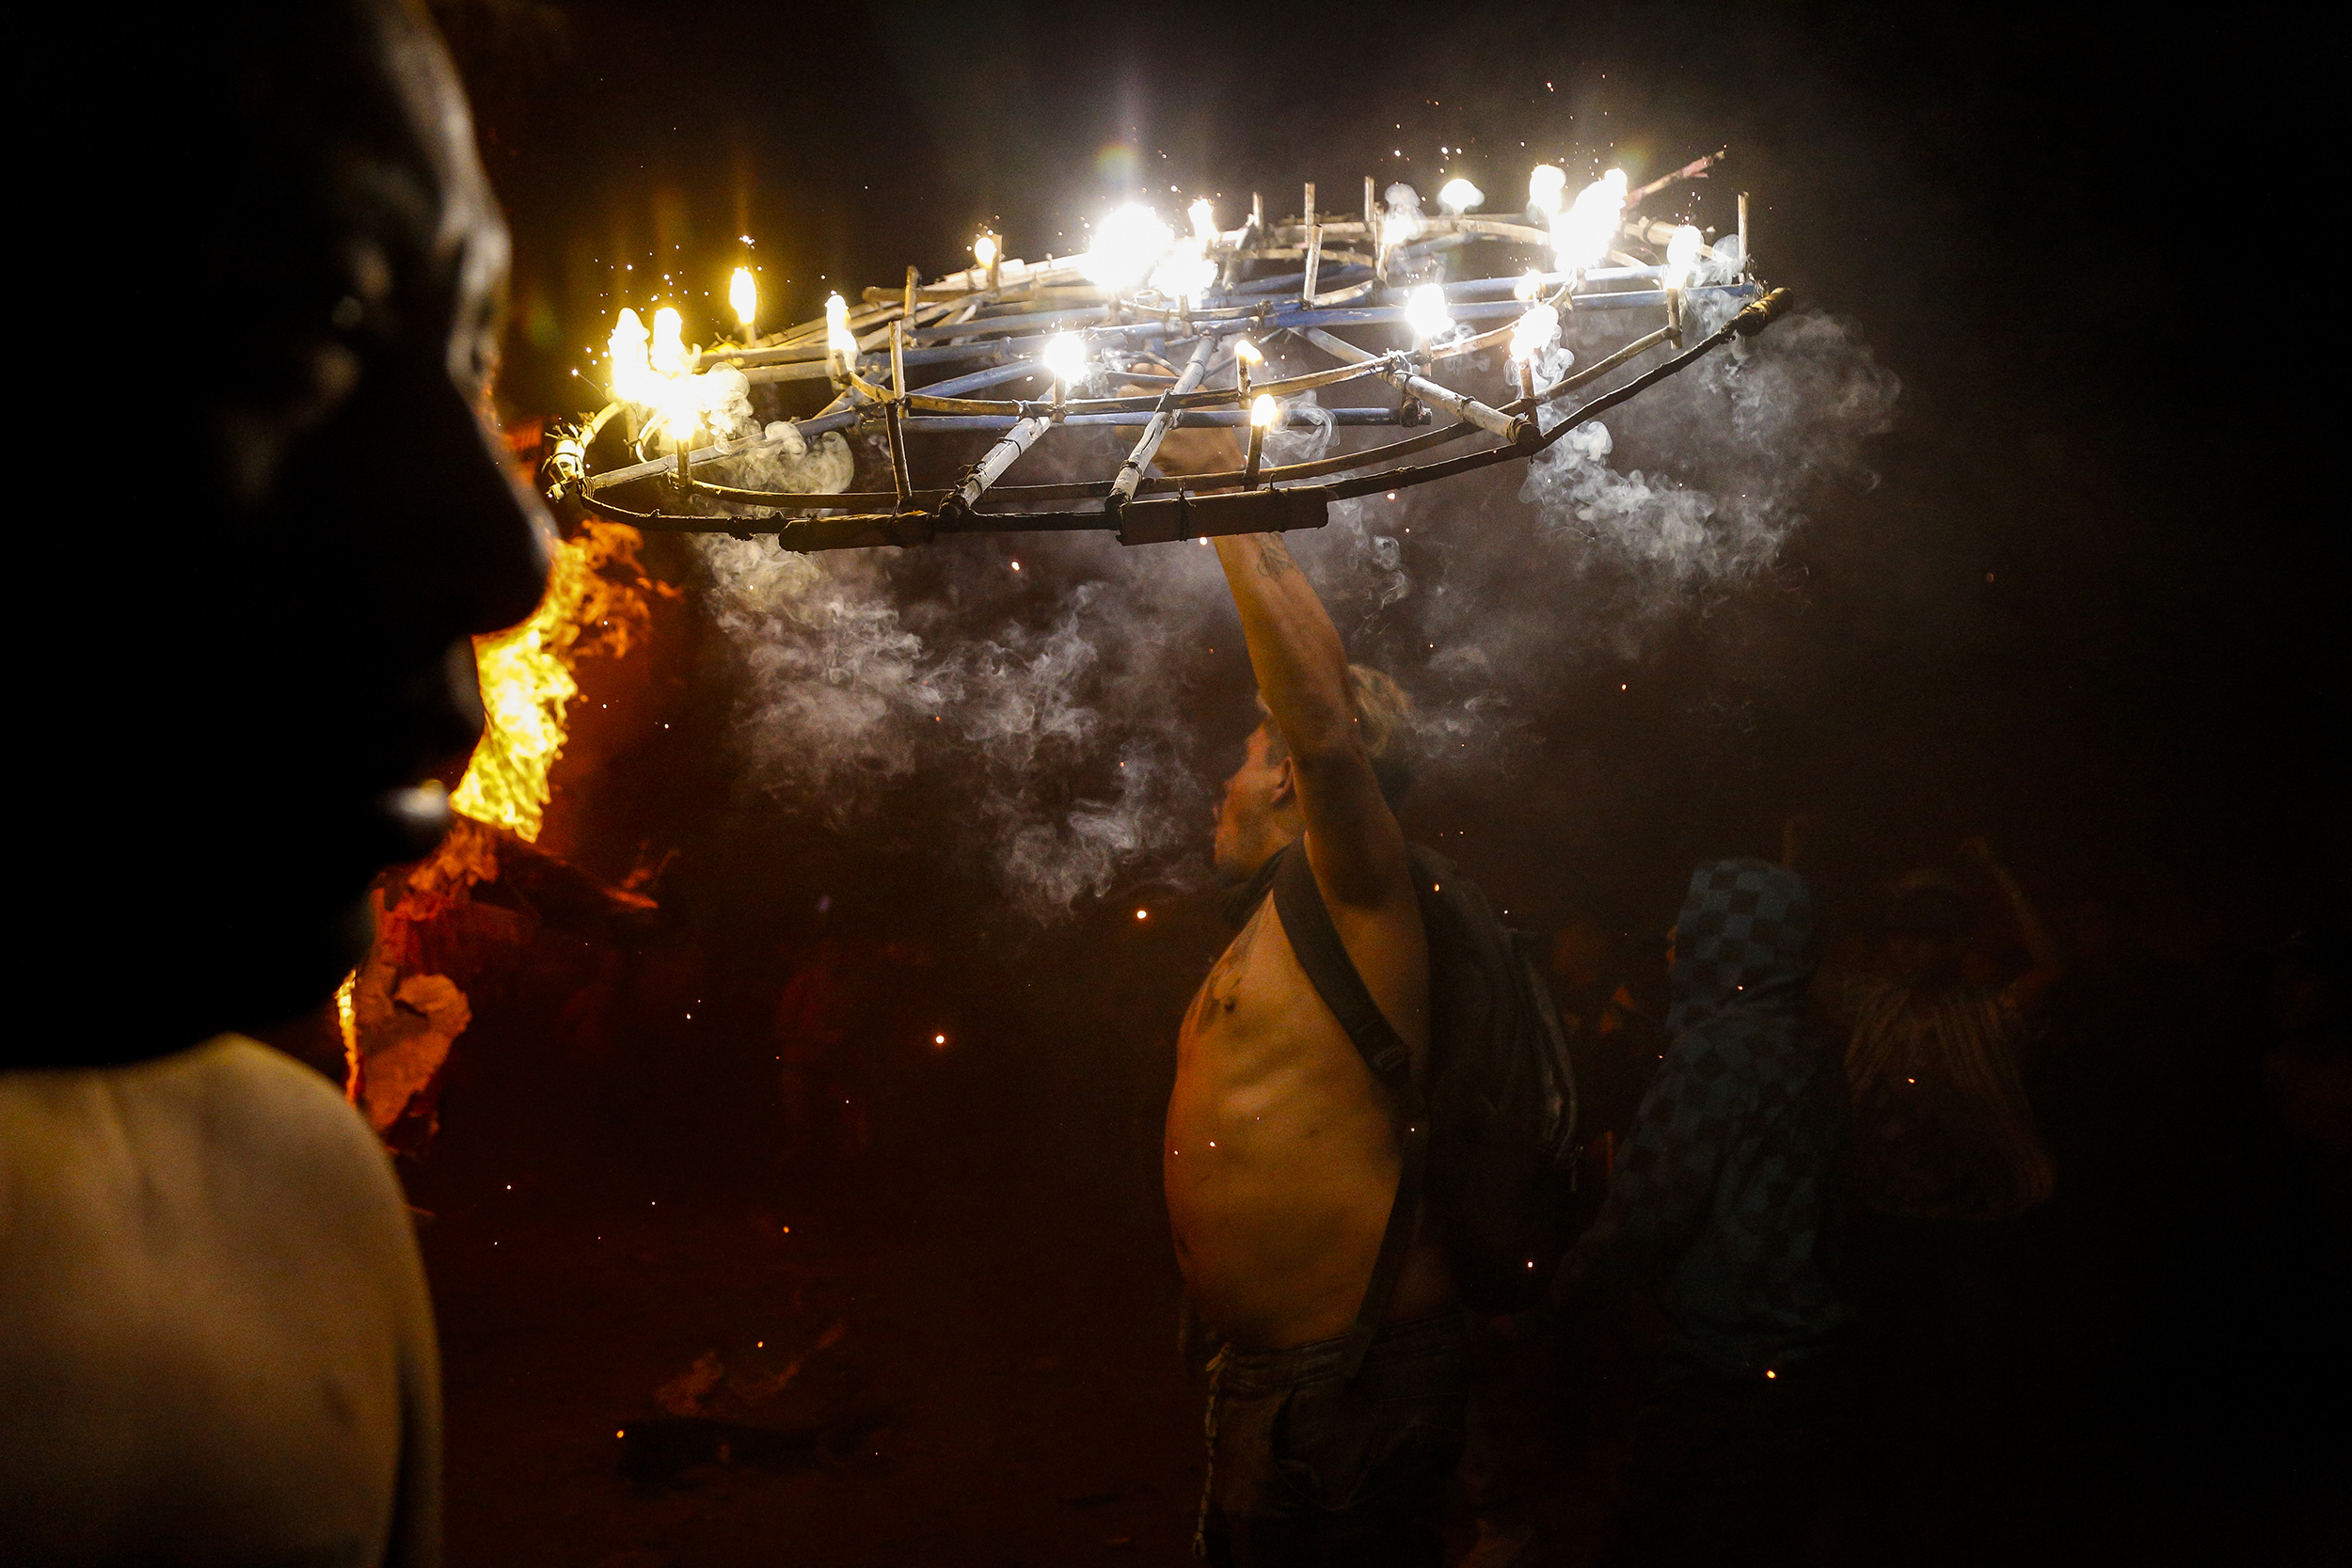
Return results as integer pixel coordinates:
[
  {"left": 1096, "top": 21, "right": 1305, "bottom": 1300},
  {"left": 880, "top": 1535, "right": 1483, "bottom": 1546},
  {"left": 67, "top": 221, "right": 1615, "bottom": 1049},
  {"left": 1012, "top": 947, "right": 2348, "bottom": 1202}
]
[{"left": 691, "top": 295, "right": 1898, "bottom": 917}]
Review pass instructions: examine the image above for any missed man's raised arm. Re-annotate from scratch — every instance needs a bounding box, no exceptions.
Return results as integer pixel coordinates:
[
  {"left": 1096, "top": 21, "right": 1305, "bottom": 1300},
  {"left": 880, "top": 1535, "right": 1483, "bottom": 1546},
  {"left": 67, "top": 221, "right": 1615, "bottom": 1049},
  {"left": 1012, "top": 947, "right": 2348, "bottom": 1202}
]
[{"left": 1213, "top": 531, "right": 1412, "bottom": 913}]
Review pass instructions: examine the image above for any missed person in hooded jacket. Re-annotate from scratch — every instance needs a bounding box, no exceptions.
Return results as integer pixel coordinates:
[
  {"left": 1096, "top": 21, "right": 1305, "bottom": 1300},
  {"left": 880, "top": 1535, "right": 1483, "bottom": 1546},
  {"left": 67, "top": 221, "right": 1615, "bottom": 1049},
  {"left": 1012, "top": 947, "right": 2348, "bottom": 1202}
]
[{"left": 1542, "top": 858, "right": 1851, "bottom": 1567}]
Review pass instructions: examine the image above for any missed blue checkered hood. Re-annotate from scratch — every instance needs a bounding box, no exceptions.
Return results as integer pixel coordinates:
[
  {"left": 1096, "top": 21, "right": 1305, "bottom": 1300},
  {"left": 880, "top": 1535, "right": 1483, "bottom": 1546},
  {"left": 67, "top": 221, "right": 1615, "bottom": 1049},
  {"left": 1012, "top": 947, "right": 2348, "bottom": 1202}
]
[{"left": 1665, "top": 859, "right": 1821, "bottom": 1039}]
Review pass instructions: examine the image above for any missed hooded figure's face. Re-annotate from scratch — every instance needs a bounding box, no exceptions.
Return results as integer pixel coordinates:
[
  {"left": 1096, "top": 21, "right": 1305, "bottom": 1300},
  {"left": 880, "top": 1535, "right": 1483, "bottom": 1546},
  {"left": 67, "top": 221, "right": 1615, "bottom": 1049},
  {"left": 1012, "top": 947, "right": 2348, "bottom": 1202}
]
[{"left": 1664, "top": 860, "right": 1821, "bottom": 1037}]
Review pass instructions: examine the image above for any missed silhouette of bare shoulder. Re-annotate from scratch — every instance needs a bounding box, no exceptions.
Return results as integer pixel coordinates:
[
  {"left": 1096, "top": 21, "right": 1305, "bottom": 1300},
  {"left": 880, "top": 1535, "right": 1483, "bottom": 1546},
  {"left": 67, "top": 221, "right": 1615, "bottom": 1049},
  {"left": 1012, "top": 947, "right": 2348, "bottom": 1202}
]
[{"left": 1, "top": 1039, "right": 439, "bottom": 1567}]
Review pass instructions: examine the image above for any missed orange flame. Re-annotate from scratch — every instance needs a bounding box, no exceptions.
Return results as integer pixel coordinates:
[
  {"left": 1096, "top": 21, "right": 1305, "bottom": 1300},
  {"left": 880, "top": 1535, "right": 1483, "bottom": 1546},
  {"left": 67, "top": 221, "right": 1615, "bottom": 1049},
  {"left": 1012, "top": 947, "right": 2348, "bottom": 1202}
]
[{"left": 450, "top": 516, "right": 657, "bottom": 842}]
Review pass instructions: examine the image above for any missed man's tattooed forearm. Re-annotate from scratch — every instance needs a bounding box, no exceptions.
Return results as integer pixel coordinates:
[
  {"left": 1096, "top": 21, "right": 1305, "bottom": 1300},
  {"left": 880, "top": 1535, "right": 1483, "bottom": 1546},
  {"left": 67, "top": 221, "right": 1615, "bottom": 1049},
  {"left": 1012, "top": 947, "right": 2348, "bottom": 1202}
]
[{"left": 1252, "top": 533, "right": 1297, "bottom": 579}]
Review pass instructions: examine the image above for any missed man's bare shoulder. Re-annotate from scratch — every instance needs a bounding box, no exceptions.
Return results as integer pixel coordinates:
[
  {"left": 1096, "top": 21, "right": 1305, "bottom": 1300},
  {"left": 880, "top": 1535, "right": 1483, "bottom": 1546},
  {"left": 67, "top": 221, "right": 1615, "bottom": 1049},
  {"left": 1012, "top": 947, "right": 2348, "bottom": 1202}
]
[{"left": 1, "top": 1036, "right": 409, "bottom": 1256}]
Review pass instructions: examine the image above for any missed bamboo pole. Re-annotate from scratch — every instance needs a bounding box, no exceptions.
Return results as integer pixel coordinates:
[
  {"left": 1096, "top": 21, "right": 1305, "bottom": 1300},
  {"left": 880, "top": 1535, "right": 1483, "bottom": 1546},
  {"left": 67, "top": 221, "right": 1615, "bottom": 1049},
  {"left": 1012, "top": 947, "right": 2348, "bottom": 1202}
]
[
  {"left": 1297, "top": 326, "right": 1527, "bottom": 444},
  {"left": 1108, "top": 334, "right": 1219, "bottom": 512},
  {"left": 938, "top": 407, "right": 1057, "bottom": 518}
]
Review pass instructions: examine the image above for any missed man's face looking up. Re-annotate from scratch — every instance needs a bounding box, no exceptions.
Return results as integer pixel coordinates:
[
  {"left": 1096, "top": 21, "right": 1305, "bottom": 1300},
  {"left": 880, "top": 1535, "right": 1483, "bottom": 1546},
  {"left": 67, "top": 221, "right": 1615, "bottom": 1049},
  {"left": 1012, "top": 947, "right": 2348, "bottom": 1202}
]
[{"left": 1212, "top": 721, "right": 1295, "bottom": 886}]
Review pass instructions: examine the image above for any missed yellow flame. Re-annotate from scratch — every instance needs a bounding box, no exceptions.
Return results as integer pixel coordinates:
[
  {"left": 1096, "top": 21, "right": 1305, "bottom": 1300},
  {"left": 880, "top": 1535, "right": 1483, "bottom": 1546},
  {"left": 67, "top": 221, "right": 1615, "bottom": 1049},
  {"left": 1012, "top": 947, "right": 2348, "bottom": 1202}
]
[
  {"left": 1042, "top": 331, "right": 1088, "bottom": 387},
  {"left": 1663, "top": 224, "right": 1705, "bottom": 291},
  {"left": 334, "top": 969, "right": 360, "bottom": 1101},
  {"left": 824, "top": 292, "right": 859, "bottom": 370},
  {"left": 1250, "top": 392, "right": 1279, "bottom": 428},
  {"left": 449, "top": 517, "right": 658, "bottom": 843},
  {"left": 1528, "top": 165, "right": 1567, "bottom": 216},
  {"left": 1551, "top": 169, "right": 1628, "bottom": 273},
  {"left": 1404, "top": 283, "right": 1454, "bottom": 341},
  {"left": 608, "top": 308, "right": 653, "bottom": 399},
  {"left": 729, "top": 266, "right": 757, "bottom": 328},
  {"left": 1082, "top": 204, "right": 1174, "bottom": 292},
  {"left": 1510, "top": 300, "right": 1562, "bottom": 365},
  {"left": 1513, "top": 268, "right": 1546, "bottom": 301},
  {"left": 1188, "top": 198, "right": 1216, "bottom": 241},
  {"left": 1233, "top": 336, "right": 1263, "bottom": 365},
  {"left": 973, "top": 232, "right": 998, "bottom": 268},
  {"left": 609, "top": 306, "right": 737, "bottom": 444},
  {"left": 649, "top": 307, "right": 691, "bottom": 377},
  {"left": 1438, "top": 177, "right": 1484, "bottom": 214},
  {"left": 1149, "top": 235, "right": 1217, "bottom": 304}
]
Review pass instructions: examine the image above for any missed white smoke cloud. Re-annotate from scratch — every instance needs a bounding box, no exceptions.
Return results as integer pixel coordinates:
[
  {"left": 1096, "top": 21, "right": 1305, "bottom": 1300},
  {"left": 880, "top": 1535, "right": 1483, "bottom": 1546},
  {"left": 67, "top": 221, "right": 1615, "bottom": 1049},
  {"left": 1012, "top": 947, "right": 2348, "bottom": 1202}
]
[{"left": 691, "top": 297, "right": 1898, "bottom": 917}]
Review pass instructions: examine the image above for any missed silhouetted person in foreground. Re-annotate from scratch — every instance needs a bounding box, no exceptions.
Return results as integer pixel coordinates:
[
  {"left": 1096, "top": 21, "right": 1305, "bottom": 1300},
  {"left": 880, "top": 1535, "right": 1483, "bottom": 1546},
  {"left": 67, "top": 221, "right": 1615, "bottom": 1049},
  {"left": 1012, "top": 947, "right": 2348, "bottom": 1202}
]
[
  {"left": 1542, "top": 859, "right": 1849, "bottom": 1567},
  {"left": 1170, "top": 529, "right": 1456, "bottom": 1567},
  {"left": 4, "top": 3, "right": 546, "bottom": 1561}
]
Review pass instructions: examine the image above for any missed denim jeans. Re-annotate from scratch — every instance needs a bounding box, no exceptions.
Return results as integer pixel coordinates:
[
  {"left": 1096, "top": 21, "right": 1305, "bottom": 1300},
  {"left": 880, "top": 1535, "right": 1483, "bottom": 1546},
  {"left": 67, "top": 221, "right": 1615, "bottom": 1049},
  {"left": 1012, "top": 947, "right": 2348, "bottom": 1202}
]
[{"left": 1197, "top": 1313, "right": 1470, "bottom": 1567}]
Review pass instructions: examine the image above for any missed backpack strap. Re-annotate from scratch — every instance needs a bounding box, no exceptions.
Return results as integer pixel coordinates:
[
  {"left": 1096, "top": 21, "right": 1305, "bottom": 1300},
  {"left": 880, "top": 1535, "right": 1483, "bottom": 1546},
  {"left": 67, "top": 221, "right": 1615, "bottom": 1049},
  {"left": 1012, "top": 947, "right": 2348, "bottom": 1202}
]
[{"left": 1271, "top": 844, "right": 1430, "bottom": 1380}]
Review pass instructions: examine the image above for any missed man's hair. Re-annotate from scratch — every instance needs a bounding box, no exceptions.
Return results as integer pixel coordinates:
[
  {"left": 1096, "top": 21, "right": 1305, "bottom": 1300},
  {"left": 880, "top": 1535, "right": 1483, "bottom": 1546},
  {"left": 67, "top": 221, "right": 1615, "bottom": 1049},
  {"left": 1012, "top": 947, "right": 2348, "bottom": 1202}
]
[{"left": 1257, "top": 665, "right": 1420, "bottom": 808}]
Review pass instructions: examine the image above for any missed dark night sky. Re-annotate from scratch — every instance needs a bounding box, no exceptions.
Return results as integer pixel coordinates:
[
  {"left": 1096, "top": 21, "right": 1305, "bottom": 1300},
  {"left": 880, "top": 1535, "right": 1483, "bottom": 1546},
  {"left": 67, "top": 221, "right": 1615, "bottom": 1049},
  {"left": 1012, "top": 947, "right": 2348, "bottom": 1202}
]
[{"left": 441, "top": 0, "right": 2337, "bottom": 941}]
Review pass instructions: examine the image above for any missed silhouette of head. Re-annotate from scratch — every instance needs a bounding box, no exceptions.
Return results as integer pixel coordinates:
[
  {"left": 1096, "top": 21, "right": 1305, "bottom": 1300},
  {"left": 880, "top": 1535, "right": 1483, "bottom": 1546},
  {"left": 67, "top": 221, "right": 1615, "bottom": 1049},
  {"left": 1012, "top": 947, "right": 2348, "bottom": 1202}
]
[{"left": 39, "top": 1, "right": 547, "bottom": 1064}]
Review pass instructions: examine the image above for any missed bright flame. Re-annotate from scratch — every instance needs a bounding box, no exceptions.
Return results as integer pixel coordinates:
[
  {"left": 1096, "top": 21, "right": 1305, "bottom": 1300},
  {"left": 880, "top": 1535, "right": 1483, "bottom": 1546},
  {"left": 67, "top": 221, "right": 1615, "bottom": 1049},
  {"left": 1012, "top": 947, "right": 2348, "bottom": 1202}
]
[
  {"left": 1149, "top": 234, "right": 1218, "bottom": 304},
  {"left": 608, "top": 308, "right": 652, "bottom": 397},
  {"left": 334, "top": 969, "right": 360, "bottom": 1101},
  {"left": 824, "top": 292, "right": 858, "bottom": 369},
  {"left": 1438, "top": 177, "right": 1484, "bottom": 214},
  {"left": 1550, "top": 169, "right": 1628, "bottom": 273},
  {"left": 1510, "top": 300, "right": 1562, "bottom": 366},
  {"left": 1250, "top": 392, "right": 1279, "bottom": 427},
  {"left": 1380, "top": 184, "right": 1423, "bottom": 250},
  {"left": 729, "top": 266, "right": 756, "bottom": 329},
  {"left": 1528, "top": 165, "right": 1567, "bottom": 216},
  {"left": 1188, "top": 198, "right": 1216, "bottom": 241},
  {"left": 1404, "top": 283, "right": 1454, "bottom": 342},
  {"left": 649, "top": 307, "right": 691, "bottom": 377},
  {"left": 1232, "top": 336, "right": 1263, "bottom": 366},
  {"left": 1513, "top": 268, "right": 1546, "bottom": 301},
  {"left": 1042, "top": 331, "right": 1088, "bottom": 387},
  {"left": 1081, "top": 204, "right": 1175, "bottom": 291},
  {"left": 609, "top": 307, "right": 739, "bottom": 443},
  {"left": 1663, "top": 223, "right": 1705, "bottom": 290},
  {"left": 973, "top": 232, "right": 998, "bottom": 268},
  {"left": 449, "top": 517, "right": 660, "bottom": 842}
]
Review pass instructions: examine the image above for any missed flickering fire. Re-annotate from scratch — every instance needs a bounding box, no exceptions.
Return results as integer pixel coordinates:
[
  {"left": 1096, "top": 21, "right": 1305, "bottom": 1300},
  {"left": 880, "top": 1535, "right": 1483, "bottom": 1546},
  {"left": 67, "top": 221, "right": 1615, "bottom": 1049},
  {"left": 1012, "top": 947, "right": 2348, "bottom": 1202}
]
[
  {"left": 334, "top": 969, "right": 360, "bottom": 1101},
  {"left": 1042, "top": 332, "right": 1088, "bottom": 389},
  {"left": 1437, "top": 177, "right": 1484, "bottom": 214},
  {"left": 1662, "top": 223, "right": 1706, "bottom": 290},
  {"left": 1527, "top": 164, "right": 1567, "bottom": 216},
  {"left": 1405, "top": 282, "right": 1454, "bottom": 341},
  {"left": 449, "top": 516, "right": 658, "bottom": 843},
  {"left": 1551, "top": 168, "right": 1629, "bottom": 273},
  {"left": 607, "top": 307, "right": 738, "bottom": 444},
  {"left": 729, "top": 266, "right": 757, "bottom": 334},
  {"left": 824, "top": 293, "right": 858, "bottom": 375},
  {"left": 1083, "top": 204, "right": 1176, "bottom": 292}
]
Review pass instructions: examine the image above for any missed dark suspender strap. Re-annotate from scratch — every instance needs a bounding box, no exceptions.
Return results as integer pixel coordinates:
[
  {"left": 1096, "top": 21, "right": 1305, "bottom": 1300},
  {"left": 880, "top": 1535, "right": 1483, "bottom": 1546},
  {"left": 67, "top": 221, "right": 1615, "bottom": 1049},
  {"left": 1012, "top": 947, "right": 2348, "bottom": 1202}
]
[{"left": 1271, "top": 845, "right": 1429, "bottom": 1381}]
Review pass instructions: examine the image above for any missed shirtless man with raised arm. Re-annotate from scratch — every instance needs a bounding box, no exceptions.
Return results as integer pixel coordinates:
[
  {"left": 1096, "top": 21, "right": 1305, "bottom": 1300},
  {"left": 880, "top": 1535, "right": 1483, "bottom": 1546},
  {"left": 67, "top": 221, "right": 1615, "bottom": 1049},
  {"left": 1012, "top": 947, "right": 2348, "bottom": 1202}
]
[{"left": 1170, "top": 529, "right": 1464, "bottom": 1567}]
